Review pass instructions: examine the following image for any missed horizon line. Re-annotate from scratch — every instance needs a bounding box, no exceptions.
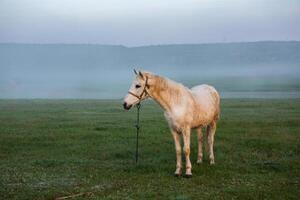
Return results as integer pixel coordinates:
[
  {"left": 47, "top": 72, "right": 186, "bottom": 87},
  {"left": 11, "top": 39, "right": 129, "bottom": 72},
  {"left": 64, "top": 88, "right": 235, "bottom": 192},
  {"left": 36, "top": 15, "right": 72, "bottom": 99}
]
[{"left": 0, "top": 40, "right": 300, "bottom": 48}]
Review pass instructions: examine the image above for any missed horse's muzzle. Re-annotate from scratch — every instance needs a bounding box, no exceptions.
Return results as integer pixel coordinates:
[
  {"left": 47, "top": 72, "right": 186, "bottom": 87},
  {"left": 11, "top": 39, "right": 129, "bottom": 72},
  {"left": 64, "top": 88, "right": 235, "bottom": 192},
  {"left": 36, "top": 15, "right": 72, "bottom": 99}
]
[{"left": 123, "top": 102, "right": 132, "bottom": 110}]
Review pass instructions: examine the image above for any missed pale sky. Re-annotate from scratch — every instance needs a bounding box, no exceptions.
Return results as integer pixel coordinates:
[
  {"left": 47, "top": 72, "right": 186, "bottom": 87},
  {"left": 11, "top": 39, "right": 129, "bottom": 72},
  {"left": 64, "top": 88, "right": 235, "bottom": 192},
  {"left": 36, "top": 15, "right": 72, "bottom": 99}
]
[{"left": 0, "top": 0, "right": 299, "bottom": 46}]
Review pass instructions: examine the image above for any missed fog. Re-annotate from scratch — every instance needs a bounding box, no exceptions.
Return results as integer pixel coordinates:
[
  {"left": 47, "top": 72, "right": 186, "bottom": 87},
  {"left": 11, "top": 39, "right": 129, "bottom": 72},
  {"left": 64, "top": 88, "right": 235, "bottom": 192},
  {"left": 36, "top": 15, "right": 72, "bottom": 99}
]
[{"left": 1, "top": 42, "right": 299, "bottom": 99}]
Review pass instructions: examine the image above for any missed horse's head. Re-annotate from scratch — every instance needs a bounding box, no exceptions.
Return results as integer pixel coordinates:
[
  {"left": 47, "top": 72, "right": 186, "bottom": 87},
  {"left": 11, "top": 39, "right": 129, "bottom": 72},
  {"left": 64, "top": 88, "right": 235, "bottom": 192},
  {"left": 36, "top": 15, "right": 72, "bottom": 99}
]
[{"left": 123, "top": 70, "right": 150, "bottom": 110}]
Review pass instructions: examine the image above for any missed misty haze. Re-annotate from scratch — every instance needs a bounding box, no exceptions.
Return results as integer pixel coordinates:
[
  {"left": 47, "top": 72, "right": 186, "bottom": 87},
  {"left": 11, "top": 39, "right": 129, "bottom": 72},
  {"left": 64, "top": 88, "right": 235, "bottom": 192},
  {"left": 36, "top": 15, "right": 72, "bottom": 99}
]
[{"left": 1, "top": 42, "right": 299, "bottom": 99}]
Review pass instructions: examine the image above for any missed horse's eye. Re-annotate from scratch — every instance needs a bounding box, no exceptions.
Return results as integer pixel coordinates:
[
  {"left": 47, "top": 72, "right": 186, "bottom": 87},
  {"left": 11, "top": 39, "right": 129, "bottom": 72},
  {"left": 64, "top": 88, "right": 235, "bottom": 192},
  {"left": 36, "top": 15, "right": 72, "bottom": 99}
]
[{"left": 135, "top": 84, "right": 141, "bottom": 89}]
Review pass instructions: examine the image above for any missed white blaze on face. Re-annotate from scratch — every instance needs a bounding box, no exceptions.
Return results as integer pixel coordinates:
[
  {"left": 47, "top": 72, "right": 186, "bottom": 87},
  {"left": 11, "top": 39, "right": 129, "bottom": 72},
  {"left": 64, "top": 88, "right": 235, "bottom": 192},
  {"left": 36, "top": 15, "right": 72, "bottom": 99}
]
[{"left": 123, "top": 77, "right": 145, "bottom": 109}]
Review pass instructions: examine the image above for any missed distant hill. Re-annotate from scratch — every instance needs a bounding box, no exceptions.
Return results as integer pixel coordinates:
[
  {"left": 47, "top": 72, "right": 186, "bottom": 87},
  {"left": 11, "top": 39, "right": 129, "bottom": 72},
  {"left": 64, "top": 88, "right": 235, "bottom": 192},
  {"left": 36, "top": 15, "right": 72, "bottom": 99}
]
[
  {"left": 0, "top": 41, "right": 299, "bottom": 98},
  {"left": 1, "top": 41, "right": 300, "bottom": 70}
]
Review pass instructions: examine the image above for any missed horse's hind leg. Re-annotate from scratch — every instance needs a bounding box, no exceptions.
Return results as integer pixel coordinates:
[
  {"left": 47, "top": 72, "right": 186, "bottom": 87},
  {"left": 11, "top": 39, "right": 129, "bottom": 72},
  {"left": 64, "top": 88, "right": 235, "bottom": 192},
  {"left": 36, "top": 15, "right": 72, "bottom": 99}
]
[
  {"left": 207, "top": 121, "right": 217, "bottom": 165},
  {"left": 196, "top": 127, "right": 203, "bottom": 164}
]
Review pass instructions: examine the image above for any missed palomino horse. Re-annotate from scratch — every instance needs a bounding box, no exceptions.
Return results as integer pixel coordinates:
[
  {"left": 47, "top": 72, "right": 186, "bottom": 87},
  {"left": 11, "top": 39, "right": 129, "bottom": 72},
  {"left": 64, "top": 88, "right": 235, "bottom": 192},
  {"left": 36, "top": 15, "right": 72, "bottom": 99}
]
[{"left": 123, "top": 70, "right": 220, "bottom": 177}]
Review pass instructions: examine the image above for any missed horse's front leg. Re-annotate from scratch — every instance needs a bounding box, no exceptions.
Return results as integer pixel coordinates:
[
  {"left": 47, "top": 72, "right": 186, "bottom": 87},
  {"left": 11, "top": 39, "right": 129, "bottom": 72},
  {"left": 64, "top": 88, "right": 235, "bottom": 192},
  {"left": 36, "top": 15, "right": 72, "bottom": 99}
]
[
  {"left": 183, "top": 127, "right": 192, "bottom": 177},
  {"left": 171, "top": 129, "right": 182, "bottom": 176}
]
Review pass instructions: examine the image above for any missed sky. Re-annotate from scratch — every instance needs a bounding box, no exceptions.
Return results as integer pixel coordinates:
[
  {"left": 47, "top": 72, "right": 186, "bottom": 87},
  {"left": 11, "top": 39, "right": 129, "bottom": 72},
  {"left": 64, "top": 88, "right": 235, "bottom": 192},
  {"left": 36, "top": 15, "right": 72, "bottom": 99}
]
[{"left": 0, "top": 0, "right": 300, "bottom": 46}]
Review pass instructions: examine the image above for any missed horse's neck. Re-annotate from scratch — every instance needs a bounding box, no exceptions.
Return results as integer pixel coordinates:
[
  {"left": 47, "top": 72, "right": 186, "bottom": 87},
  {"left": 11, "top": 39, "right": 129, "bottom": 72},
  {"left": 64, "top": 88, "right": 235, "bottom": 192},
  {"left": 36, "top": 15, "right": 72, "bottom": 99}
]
[{"left": 149, "top": 76, "right": 184, "bottom": 112}]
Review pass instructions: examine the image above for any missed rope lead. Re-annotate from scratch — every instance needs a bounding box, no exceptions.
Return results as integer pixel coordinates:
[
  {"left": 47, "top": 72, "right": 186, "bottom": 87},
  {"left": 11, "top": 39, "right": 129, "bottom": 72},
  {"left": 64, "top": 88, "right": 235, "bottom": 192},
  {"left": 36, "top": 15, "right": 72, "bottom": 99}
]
[{"left": 135, "top": 103, "right": 141, "bottom": 164}]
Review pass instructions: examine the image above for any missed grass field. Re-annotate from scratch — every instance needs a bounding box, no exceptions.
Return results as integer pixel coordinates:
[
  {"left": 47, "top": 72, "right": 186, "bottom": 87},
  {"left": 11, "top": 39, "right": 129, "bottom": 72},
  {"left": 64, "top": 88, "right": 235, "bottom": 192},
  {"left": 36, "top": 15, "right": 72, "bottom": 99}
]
[{"left": 0, "top": 99, "right": 299, "bottom": 200}]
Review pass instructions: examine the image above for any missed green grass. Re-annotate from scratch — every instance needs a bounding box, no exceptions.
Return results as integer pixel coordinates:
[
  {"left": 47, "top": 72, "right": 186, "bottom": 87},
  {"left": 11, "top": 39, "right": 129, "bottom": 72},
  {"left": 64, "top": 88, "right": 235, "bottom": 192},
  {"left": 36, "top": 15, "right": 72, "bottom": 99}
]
[{"left": 0, "top": 99, "right": 299, "bottom": 200}]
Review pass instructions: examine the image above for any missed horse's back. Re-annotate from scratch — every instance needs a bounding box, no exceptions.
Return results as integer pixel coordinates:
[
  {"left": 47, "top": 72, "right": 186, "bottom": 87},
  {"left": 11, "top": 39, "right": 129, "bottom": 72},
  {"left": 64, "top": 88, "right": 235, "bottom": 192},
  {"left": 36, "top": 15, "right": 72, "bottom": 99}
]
[
  {"left": 190, "top": 84, "right": 219, "bottom": 101},
  {"left": 190, "top": 84, "right": 220, "bottom": 121}
]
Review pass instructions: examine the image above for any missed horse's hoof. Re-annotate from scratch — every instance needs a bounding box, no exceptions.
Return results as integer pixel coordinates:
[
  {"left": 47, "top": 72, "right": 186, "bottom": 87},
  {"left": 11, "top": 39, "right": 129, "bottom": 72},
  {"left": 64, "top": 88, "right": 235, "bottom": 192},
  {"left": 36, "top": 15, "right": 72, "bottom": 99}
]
[
  {"left": 197, "top": 159, "right": 203, "bottom": 164},
  {"left": 209, "top": 160, "right": 215, "bottom": 165},
  {"left": 184, "top": 174, "right": 192, "bottom": 178},
  {"left": 174, "top": 168, "right": 182, "bottom": 177}
]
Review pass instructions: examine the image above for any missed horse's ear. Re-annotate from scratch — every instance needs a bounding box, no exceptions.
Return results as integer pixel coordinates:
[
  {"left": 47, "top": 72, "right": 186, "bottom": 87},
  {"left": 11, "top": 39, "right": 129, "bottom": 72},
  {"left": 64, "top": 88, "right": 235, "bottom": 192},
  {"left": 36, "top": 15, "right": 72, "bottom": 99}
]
[
  {"left": 133, "top": 69, "right": 138, "bottom": 75},
  {"left": 139, "top": 71, "right": 144, "bottom": 79}
]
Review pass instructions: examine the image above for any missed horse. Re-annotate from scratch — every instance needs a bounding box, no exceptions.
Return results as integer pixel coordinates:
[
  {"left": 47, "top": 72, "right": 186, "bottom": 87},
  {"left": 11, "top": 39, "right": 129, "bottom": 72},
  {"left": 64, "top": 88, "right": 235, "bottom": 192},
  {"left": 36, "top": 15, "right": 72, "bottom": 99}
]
[{"left": 123, "top": 70, "right": 220, "bottom": 177}]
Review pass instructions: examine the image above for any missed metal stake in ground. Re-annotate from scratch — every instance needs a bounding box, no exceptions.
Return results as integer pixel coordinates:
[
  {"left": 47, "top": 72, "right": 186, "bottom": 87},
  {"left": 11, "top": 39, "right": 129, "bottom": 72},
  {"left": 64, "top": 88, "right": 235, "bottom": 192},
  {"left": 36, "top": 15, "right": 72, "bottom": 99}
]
[{"left": 135, "top": 103, "right": 141, "bottom": 163}]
